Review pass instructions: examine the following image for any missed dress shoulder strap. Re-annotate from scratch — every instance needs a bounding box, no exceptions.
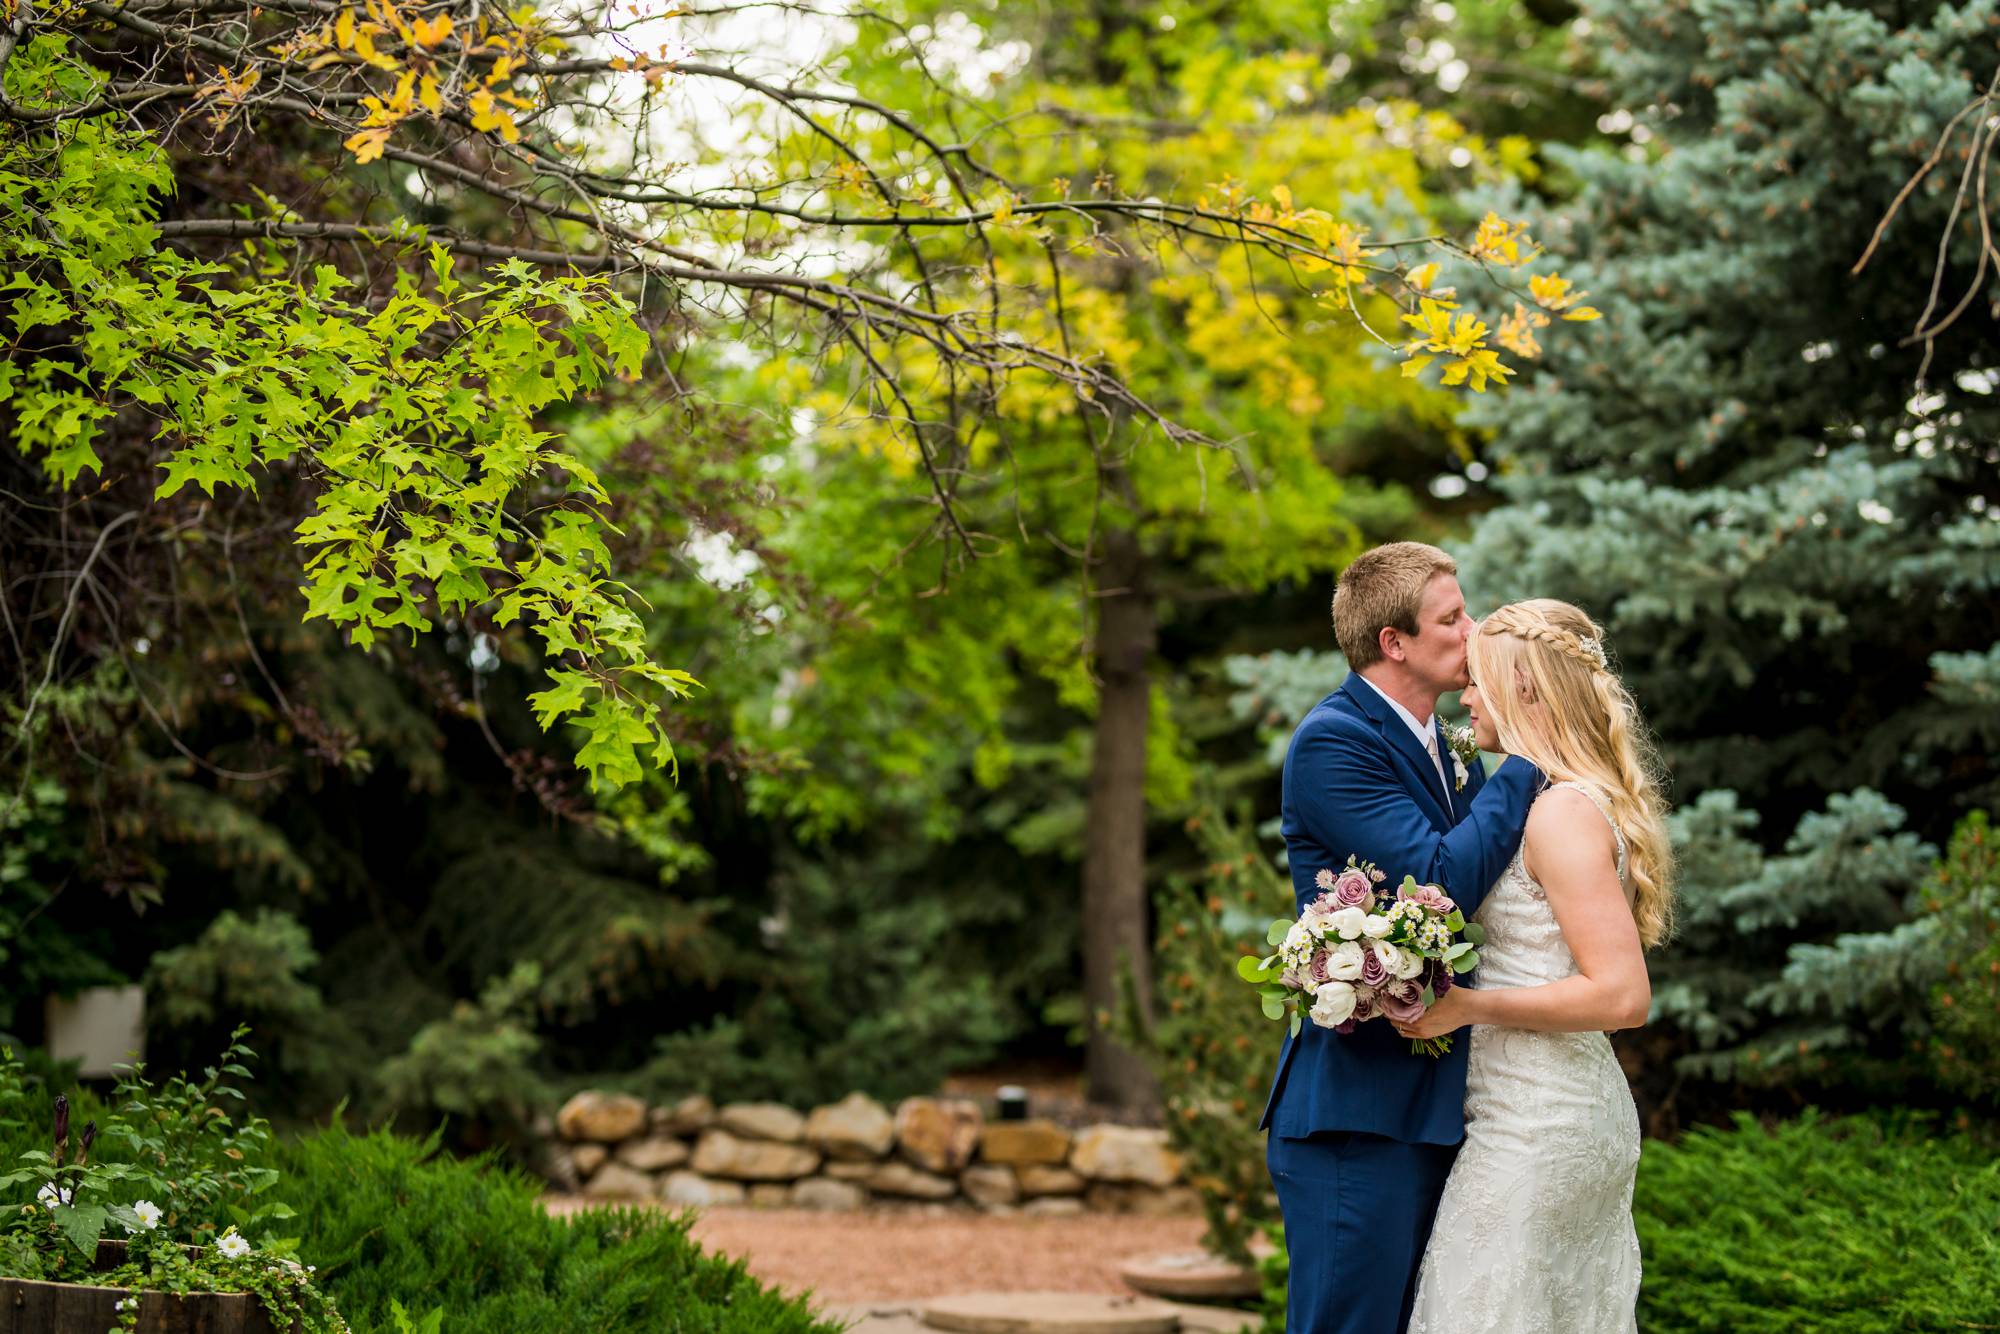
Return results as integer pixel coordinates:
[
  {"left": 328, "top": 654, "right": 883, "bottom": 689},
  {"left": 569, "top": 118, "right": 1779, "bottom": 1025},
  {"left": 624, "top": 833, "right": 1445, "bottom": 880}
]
[{"left": 1548, "top": 780, "right": 1627, "bottom": 882}]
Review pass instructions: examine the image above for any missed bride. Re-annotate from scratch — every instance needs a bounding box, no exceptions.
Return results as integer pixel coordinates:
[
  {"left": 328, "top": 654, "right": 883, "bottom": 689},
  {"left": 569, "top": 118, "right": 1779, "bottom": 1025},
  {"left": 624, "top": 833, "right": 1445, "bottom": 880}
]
[{"left": 1395, "top": 599, "right": 1676, "bottom": 1334}]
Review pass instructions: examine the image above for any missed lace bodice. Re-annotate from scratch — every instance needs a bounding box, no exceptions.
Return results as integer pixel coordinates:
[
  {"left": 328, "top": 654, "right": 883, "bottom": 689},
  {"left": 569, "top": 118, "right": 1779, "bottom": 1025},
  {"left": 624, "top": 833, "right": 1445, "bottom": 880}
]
[{"left": 1407, "top": 779, "right": 1643, "bottom": 1334}]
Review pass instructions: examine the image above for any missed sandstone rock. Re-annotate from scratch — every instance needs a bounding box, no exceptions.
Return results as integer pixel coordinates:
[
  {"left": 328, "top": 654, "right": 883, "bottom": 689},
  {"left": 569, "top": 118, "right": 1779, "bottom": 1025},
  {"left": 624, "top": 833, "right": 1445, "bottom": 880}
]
[
  {"left": 823, "top": 1159, "right": 877, "bottom": 1182},
  {"left": 1118, "top": 1250, "right": 1262, "bottom": 1302},
  {"left": 580, "top": 1162, "right": 656, "bottom": 1201},
  {"left": 893, "top": 1097, "right": 982, "bottom": 1173},
  {"left": 1070, "top": 1125, "right": 1182, "bottom": 1186},
  {"left": 792, "top": 1177, "right": 868, "bottom": 1211},
  {"left": 978, "top": 1119, "right": 1071, "bottom": 1167},
  {"left": 650, "top": 1093, "right": 715, "bottom": 1136},
  {"left": 866, "top": 1161, "right": 958, "bottom": 1200},
  {"left": 571, "top": 1143, "right": 609, "bottom": 1177},
  {"left": 1085, "top": 1183, "right": 1202, "bottom": 1216},
  {"left": 661, "top": 1170, "right": 747, "bottom": 1207},
  {"left": 1021, "top": 1196, "right": 1086, "bottom": 1218},
  {"left": 615, "top": 1134, "right": 690, "bottom": 1173},
  {"left": 748, "top": 1183, "right": 794, "bottom": 1208},
  {"left": 557, "top": 1090, "right": 647, "bottom": 1143},
  {"left": 1015, "top": 1164, "right": 1086, "bottom": 1197},
  {"left": 921, "top": 1292, "right": 1180, "bottom": 1334},
  {"left": 804, "top": 1092, "right": 895, "bottom": 1160},
  {"left": 960, "top": 1165, "right": 1019, "bottom": 1208},
  {"left": 691, "top": 1128, "right": 821, "bottom": 1180},
  {"left": 715, "top": 1101, "right": 806, "bottom": 1143}
]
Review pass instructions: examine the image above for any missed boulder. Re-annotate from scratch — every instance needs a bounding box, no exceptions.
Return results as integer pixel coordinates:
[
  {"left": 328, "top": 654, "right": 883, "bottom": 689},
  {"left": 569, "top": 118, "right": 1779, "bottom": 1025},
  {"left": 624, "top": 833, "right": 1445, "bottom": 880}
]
[
  {"left": 792, "top": 1177, "right": 868, "bottom": 1211},
  {"left": 651, "top": 1093, "right": 715, "bottom": 1136},
  {"left": 1118, "top": 1250, "right": 1262, "bottom": 1302},
  {"left": 893, "top": 1097, "right": 983, "bottom": 1174},
  {"left": 823, "top": 1159, "right": 877, "bottom": 1182},
  {"left": 715, "top": 1101, "right": 806, "bottom": 1143},
  {"left": 978, "top": 1119, "right": 1071, "bottom": 1167},
  {"left": 1069, "top": 1125, "right": 1182, "bottom": 1186},
  {"left": 1015, "top": 1164, "right": 1086, "bottom": 1197},
  {"left": 804, "top": 1092, "right": 895, "bottom": 1160},
  {"left": 580, "top": 1162, "right": 656, "bottom": 1201},
  {"left": 866, "top": 1161, "right": 958, "bottom": 1200},
  {"left": 748, "top": 1183, "right": 794, "bottom": 1208},
  {"left": 557, "top": 1090, "right": 647, "bottom": 1144},
  {"left": 920, "top": 1292, "right": 1179, "bottom": 1334},
  {"left": 960, "top": 1165, "right": 1019, "bottom": 1208},
  {"left": 1021, "top": 1196, "right": 1087, "bottom": 1217},
  {"left": 571, "top": 1143, "right": 609, "bottom": 1177},
  {"left": 661, "top": 1171, "right": 747, "bottom": 1208},
  {"left": 615, "top": 1134, "right": 691, "bottom": 1173},
  {"left": 1084, "top": 1183, "right": 1202, "bottom": 1216},
  {"left": 691, "top": 1128, "right": 821, "bottom": 1181}
]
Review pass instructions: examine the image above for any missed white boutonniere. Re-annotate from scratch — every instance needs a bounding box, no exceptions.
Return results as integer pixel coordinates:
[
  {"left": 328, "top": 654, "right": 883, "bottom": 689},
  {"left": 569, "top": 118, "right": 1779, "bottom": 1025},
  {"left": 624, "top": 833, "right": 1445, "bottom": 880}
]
[{"left": 1444, "top": 723, "right": 1479, "bottom": 792}]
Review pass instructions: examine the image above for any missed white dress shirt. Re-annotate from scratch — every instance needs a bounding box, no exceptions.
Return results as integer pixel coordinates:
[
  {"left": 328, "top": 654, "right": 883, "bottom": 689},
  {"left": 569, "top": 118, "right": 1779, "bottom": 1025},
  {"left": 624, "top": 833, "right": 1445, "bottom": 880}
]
[{"left": 1354, "top": 671, "right": 1452, "bottom": 805}]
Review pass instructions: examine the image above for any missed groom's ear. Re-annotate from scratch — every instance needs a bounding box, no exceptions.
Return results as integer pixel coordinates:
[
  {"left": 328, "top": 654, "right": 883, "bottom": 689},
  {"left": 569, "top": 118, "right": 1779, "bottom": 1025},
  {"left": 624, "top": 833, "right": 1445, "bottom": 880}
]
[{"left": 1378, "top": 625, "right": 1407, "bottom": 663}]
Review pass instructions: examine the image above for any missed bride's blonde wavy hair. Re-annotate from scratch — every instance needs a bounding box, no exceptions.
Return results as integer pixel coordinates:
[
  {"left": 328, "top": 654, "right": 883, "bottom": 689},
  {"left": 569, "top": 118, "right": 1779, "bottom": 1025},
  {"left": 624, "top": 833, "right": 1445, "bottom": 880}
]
[{"left": 1468, "top": 599, "right": 1676, "bottom": 948}]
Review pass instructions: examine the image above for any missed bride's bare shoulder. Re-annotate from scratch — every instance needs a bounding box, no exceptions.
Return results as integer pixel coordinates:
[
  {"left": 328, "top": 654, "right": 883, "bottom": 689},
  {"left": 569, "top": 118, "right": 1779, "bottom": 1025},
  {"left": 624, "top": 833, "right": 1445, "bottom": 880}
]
[{"left": 1523, "top": 785, "right": 1618, "bottom": 881}]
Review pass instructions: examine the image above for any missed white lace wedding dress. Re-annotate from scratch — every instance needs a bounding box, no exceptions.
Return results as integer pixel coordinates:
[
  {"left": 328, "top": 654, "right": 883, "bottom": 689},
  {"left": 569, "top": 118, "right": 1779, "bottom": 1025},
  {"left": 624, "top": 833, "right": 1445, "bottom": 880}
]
[{"left": 1406, "top": 781, "right": 1642, "bottom": 1334}]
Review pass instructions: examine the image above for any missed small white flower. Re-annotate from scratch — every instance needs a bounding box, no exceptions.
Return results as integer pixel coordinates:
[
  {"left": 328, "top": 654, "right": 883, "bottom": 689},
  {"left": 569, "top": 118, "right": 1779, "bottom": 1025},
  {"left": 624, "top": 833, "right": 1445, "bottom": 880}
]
[
  {"left": 1360, "top": 913, "right": 1394, "bottom": 939},
  {"left": 216, "top": 1228, "right": 252, "bottom": 1259},
  {"left": 134, "top": 1199, "right": 162, "bottom": 1230},
  {"left": 35, "top": 1182, "right": 71, "bottom": 1210},
  {"left": 1327, "top": 906, "right": 1368, "bottom": 940},
  {"left": 1453, "top": 754, "right": 1470, "bottom": 792}
]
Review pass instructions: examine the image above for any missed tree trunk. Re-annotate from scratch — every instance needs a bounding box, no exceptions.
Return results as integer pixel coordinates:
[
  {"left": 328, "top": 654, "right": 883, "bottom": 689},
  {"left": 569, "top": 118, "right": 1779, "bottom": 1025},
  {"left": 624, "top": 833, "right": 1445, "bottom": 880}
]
[{"left": 1082, "top": 523, "right": 1162, "bottom": 1113}]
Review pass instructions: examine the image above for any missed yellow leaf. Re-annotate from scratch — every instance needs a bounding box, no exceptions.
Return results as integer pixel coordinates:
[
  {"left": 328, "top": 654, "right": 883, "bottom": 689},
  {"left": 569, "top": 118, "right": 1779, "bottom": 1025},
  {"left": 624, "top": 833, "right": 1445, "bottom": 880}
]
[
  {"left": 418, "top": 74, "right": 442, "bottom": 113},
  {"left": 343, "top": 127, "right": 391, "bottom": 163},
  {"left": 497, "top": 110, "right": 521, "bottom": 142},
  {"left": 388, "top": 68, "right": 416, "bottom": 115},
  {"left": 1407, "top": 262, "right": 1439, "bottom": 291},
  {"left": 1562, "top": 306, "right": 1602, "bottom": 322},
  {"left": 334, "top": 6, "right": 356, "bottom": 48},
  {"left": 1272, "top": 183, "right": 1293, "bottom": 213},
  {"left": 1440, "top": 361, "right": 1470, "bottom": 387},
  {"left": 1401, "top": 355, "right": 1435, "bottom": 379},
  {"left": 410, "top": 13, "right": 453, "bottom": 46},
  {"left": 468, "top": 87, "right": 505, "bottom": 132}
]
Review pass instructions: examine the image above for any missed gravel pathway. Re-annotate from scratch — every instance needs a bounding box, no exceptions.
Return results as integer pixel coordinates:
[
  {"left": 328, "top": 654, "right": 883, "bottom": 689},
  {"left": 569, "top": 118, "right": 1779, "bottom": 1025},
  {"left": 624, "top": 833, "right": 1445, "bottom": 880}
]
[{"left": 546, "top": 1198, "right": 1207, "bottom": 1304}]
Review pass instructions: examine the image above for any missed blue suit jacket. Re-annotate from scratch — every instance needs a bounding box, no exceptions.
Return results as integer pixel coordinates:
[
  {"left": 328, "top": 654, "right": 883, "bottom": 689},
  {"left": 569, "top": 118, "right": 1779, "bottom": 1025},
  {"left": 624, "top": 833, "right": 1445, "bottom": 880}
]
[{"left": 1259, "top": 674, "right": 1541, "bottom": 1146}]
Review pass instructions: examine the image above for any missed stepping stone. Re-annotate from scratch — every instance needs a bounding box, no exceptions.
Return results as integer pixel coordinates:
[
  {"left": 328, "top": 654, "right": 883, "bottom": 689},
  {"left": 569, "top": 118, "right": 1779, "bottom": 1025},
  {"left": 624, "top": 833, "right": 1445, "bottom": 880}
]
[
  {"left": 919, "top": 1291, "right": 1183, "bottom": 1334},
  {"left": 1118, "top": 1251, "right": 1261, "bottom": 1301}
]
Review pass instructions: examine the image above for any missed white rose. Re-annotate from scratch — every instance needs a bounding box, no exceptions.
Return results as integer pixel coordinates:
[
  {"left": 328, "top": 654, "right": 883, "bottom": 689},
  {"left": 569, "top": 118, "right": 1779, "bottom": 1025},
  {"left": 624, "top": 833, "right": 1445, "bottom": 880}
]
[
  {"left": 1328, "top": 906, "right": 1368, "bottom": 940},
  {"left": 1370, "top": 941, "right": 1402, "bottom": 975},
  {"left": 1325, "top": 940, "right": 1365, "bottom": 981},
  {"left": 1309, "top": 980, "right": 1358, "bottom": 1028},
  {"left": 1392, "top": 945, "right": 1427, "bottom": 979},
  {"left": 1360, "top": 913, "right": 1394, "bottom": 939}
]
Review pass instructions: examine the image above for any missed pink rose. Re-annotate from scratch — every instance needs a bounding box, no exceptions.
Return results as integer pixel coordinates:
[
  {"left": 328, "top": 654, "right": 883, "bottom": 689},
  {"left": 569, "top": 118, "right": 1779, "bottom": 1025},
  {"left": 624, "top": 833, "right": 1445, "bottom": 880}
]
[
  {"left": 1332, "top": 868, "right": 1376, "bottom": 909},
  {"left": 1376, "top": 979, "right": 1426, "bottom": 1025},
  {"left": 1399, "top": 882, "right": 1456, "bottom": 915},
  {"left": 1359, "top": 948, "right": 1388, "bottom": 988}
]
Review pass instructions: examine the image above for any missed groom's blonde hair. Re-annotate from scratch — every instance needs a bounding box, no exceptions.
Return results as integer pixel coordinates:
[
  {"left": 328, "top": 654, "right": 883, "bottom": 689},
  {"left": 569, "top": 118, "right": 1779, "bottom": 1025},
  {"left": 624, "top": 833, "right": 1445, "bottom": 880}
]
[
  {"left": 1468, "top": 599, "right": 1677, "bottom": 948},
  {"left": 1333, "top": 542, "right": 1457, "bottom": 669}
]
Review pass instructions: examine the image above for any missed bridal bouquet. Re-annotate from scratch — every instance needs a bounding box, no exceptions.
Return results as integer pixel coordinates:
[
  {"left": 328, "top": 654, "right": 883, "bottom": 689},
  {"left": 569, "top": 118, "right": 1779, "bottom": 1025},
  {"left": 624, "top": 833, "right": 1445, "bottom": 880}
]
[{"left": 1237, "top": 857, "right": 1486, "bottom": 1056}]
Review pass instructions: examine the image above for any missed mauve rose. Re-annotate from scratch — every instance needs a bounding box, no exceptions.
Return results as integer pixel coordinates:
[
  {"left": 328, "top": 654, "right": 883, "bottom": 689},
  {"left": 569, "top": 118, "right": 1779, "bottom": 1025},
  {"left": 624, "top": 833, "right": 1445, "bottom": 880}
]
[
  {"left": 1377, "top": 980, "right": 1426, "bottom": 1025},
  {"left": 1400, "top": 883, "right": 1456, "bottom": 915},
  {"left": 1359, "top": 948, "right": 1388, "bottom": 988},
  {"left": 1308, "top": 948, "right": 1335, "bottom": 987},
  {"left": 1332, "top": 868, "right": 1375, "bottom": 909},
  {"left": 1351, "top": 985, "right": 1380, "bottom": 1023}
]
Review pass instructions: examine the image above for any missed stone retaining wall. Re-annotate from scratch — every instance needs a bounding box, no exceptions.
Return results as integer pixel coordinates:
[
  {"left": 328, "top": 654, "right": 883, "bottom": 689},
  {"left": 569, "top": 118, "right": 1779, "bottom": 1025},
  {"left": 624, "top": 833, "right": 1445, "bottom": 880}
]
[{"left": 545, "top": 1090, "right": 1197, "bottom": 1215}]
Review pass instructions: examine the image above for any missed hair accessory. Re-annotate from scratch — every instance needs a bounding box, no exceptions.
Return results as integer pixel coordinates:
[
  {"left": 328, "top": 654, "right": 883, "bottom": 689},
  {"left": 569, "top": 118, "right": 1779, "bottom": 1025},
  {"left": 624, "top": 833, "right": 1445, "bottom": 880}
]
[{"left": 1578, "top": 635, "right": 1608, "bottom": 669}]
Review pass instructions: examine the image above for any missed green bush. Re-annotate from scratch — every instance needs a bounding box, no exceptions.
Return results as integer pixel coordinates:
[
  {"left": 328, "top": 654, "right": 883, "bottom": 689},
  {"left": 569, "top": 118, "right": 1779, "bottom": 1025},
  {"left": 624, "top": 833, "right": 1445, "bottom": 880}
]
[
  {"left": 276, "top": 1121, "right": 840, "bottom": 1334},
  {"left": 1635, "top": 1112, "right": 2000, "bottom": 1332},
  {"left": 1928, "top": 813, "right": 2000, "bottom": 1107}
]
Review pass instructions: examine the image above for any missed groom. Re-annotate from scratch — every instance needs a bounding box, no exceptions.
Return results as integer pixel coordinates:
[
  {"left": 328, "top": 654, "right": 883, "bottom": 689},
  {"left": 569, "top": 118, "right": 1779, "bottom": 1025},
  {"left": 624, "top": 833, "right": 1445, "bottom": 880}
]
[{"left": 1260, "top": 542, "right": 1541, "bottom": 1334}]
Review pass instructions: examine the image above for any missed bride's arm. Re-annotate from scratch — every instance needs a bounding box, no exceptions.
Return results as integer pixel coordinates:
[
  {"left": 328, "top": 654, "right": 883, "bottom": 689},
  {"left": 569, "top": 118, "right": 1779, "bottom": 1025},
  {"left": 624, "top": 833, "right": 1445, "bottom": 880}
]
[{"left": 1394, "top": 789, "right": 1651, "bottom": 1038}]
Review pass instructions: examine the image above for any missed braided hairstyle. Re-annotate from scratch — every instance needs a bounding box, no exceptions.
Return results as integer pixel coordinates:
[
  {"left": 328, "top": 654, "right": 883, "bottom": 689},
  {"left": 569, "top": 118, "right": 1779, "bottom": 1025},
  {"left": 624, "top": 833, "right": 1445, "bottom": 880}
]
[{"left": 1468, "top": 599, "right": 1676, "bottom": 948}]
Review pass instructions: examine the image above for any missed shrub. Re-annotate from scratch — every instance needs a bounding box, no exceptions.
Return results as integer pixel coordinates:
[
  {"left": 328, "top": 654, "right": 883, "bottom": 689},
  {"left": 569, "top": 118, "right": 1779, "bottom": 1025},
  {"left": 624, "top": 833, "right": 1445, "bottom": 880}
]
[
  {"left": 276, "top": 1121, "right": 840, "bottom": 1334},
  {"left": 1927, "top": 813, "right": 2000, "bottom": 1107}
]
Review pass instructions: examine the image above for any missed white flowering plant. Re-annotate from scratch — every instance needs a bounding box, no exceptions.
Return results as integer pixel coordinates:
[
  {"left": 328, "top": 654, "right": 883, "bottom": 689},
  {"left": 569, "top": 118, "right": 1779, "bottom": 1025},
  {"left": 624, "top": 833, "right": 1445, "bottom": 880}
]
[
  {"left": 1236, "top": 856, "right": 1487, "bottom": 1056},
  {"left": 0, "top": 1032, "right": 349, "bottom": 1333}
]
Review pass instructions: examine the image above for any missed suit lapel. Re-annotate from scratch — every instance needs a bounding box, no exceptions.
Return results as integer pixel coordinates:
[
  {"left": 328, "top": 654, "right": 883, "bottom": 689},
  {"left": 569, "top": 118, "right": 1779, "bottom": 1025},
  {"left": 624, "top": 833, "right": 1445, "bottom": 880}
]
[
  {"left": 1337, "top": 676, "right": 1452, "bottom": 829},
  {"left": 1433, "top": 717, "right": 1457, "bottom": 821}
]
